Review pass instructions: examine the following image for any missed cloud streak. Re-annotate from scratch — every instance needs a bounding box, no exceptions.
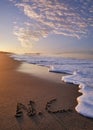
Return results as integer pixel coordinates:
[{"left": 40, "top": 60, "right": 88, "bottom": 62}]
[{"left": 10, "top": 0, "right": 93, "bottom": 46}]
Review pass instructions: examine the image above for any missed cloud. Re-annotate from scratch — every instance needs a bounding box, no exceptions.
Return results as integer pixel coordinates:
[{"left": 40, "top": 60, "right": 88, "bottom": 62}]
[{"left": 10, "top": 0, "right": 93, "bottom": 46}]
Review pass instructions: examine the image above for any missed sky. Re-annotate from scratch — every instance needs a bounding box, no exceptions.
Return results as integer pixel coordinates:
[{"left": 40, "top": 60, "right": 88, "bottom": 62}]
[{"left": 0, "top": 0, "right": 93, "bottom": 54}]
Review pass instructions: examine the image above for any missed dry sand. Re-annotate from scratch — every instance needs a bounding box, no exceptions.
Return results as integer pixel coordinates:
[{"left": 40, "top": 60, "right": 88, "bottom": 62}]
[{"left": 0, "top": 52, "right": 93, "bottom": 130}]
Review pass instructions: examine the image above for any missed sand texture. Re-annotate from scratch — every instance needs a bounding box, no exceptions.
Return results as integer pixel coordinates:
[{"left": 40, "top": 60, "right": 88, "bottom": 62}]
[{"left": 0, "top": 52, "right": 93, "bottom": 130}]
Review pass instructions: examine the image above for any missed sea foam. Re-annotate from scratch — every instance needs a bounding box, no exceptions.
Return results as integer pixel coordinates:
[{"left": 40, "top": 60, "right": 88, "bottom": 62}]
[{"left": 10, "top": 54, "right": 93, "bottom": 118}]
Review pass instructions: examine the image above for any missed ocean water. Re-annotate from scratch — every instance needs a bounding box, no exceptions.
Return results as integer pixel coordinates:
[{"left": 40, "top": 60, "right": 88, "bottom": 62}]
[{"left": 10, "top": 53, "right": 93, "bottom": 118}]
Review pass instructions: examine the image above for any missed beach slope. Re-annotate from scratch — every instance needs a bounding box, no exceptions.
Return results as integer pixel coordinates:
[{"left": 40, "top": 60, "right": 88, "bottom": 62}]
[{"left": 0, "top": 52, "right": 93, "bottom": 130}]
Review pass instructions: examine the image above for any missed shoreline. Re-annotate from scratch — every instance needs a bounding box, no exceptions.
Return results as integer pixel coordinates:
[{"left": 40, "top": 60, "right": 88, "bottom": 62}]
[
  {"left": 0, "top": 52, "right": 93, "bottom": 130},
  {"left": 17, "top": 62, "right": 67, "bottom": 83}
]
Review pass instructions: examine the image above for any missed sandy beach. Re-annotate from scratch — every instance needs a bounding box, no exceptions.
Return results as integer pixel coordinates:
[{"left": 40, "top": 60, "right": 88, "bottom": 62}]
[{"left": 0, "top": 52, "right": 93, "bottom": 130}]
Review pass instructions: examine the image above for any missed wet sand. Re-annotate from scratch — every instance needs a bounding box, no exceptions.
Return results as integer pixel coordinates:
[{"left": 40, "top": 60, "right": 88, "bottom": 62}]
[{"left": 0, "top": 52, "right": 93, "bottom": 130}]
